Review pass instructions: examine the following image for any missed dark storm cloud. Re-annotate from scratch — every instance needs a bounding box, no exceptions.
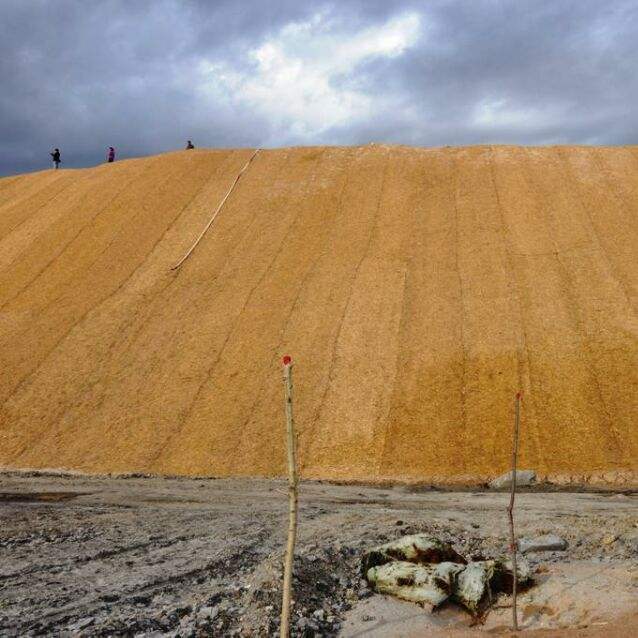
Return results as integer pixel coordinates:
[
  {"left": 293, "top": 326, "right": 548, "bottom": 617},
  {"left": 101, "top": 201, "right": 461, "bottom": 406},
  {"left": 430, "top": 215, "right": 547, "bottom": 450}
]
[
  {"left": 1, "top": 0, "right": 637, "bottom": 175},
  {"left": 357, "top": 0, "right": 638, "bottom": 147}
]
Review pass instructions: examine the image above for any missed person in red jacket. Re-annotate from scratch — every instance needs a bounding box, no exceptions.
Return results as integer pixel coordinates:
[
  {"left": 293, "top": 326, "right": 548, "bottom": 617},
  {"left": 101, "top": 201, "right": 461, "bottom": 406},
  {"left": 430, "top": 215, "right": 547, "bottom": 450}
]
[{"left": 107, "top": 147, "right": 115, "bottom": 163}]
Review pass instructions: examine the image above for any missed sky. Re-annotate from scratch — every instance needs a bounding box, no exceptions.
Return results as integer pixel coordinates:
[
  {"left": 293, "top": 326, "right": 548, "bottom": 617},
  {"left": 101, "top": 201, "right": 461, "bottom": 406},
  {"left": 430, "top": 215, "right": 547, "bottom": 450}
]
[{"left": 1, "top": 0, "right": 637, "bottom": 176}]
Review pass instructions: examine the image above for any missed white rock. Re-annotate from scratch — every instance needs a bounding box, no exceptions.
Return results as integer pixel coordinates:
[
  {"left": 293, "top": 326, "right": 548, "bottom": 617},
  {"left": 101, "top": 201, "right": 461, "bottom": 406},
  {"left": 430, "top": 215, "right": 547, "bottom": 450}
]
[
  {"left": 518, "top": 534, "right": 567, "bottom": 554},
  {"left": 366, "top": 560, "right": 465, "bottom": 606},
  {"left": 362, "top": 534, "right": 465, "bottom": 573},
  {"left": 496, "top": 554, "right": 533, "bottom": 582},
  {"left": 489, "top": 470, "right": 536, "bottom": 489},
  {"left": 70, "top": 618, "right": 94, "bottom": 630},
  {"left": 454, "top": 561, "right": 495, "bottom": 612}
]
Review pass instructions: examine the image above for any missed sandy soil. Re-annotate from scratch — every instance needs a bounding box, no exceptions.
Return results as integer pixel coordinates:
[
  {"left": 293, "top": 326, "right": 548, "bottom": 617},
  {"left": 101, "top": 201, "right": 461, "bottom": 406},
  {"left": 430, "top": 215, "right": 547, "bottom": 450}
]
[
  {"left": 0, "top": 472, "right": 635, "bottom": 636},
  {"left": 0, "top": 145, "right": 637, "bottom": 483}
]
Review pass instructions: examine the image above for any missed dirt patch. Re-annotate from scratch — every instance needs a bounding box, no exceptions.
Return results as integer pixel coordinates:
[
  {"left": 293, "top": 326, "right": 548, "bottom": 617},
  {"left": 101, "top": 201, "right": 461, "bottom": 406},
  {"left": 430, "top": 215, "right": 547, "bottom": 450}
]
[{"left": 0, "top": 491, "right": 87, "bottom": 503}]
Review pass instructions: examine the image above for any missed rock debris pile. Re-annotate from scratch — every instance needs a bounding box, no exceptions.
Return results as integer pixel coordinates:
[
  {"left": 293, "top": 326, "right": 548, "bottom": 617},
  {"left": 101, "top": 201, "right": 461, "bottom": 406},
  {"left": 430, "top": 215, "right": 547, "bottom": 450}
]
[{"left": 363, "top": 534, "right": 533, "bottom": 615}]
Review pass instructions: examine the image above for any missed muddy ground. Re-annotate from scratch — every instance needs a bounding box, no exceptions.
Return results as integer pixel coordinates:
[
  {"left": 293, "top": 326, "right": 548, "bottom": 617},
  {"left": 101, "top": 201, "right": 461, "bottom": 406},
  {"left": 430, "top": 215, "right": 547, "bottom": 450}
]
[{"left": 0, "top": 472, "right": 635, "bottom": 637}]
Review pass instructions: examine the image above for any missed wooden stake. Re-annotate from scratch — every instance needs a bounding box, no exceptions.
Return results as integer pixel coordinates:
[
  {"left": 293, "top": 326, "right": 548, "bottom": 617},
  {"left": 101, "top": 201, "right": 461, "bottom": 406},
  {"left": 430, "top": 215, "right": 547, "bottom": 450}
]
[
  {"left": 280, "top": 355, "right": 298, "bottom": 638},
  {"left": 507, "top": 392, "right": 522, "bottom": 632}
]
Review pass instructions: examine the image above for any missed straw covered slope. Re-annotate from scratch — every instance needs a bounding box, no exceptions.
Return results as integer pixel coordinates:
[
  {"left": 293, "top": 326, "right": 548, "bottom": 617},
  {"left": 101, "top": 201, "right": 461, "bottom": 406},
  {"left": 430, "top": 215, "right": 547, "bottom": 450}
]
[{"left": 0, "top": 145, "right": 636, "bottom": 484}]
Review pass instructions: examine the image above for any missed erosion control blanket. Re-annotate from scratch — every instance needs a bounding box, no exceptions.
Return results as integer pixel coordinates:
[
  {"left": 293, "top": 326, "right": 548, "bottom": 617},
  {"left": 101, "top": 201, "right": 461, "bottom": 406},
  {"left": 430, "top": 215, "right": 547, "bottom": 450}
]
[
  {"left": 1, "top": 145, "right": 636, "bottom": 484},
  {"left": 363, "top": 534, "right": 532, "bottom": 613}
]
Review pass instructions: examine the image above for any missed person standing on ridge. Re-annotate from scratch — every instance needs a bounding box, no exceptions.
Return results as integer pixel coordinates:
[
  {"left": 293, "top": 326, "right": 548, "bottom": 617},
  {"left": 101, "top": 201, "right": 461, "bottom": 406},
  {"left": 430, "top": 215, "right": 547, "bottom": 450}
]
[
  {"left": 186, "top": 140, "right": 194, "bottom": 149},
  {"left": 50, "top": 148, "right": 61, "bottom": 169},
  {"left": 107, "top": 146, "right": 115, "bottom": 163}
]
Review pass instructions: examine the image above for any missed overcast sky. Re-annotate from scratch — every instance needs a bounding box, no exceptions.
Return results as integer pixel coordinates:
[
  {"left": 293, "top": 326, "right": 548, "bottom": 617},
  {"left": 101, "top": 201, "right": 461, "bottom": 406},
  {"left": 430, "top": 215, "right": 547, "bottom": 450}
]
[{"left": 1, "top": 0, "right": 637, "bottom": 176}]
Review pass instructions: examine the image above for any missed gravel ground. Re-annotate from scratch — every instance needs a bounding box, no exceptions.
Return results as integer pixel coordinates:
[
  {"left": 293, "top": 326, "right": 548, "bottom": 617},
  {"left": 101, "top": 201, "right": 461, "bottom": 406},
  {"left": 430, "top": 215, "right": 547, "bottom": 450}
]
[{"left": 0, "top": 472, "right": 636, "bottom": 636}]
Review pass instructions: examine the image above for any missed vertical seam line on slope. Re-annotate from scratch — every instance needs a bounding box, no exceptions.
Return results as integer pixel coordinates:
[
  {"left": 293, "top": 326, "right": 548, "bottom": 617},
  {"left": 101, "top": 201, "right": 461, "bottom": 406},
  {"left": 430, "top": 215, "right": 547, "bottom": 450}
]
[
  {"left": 451, "top": 150, "right": 469, "bottom": 472},
  {"left": 0, "top": 175, "right": 29, "bottom": 202},
  {"left": 522, "top": 148, "right": 627, "bottom": 464},
  {"left": 0, "top": 172, "right": 67, "bottom": 215},
  {"left": 0, "top": 164, "right": 153, "bottom": 311},
  {"left": 17, "top": 153, "right": 243, "bottom": 449},
  {"left": 578, "top": 148, "right": 638, "bottom": 317},
  {"left": 4, "top": 155, "right": 234, "bottom": 424},
  {"left": 0, "top": 174, "right": 22, "bottom": 189},
  {"left": 376, "top": 154, "right": 429, "bottom": 477},
  {"left": 375, "top": 268, "right": 408, "bottom": 479},
  {"left": 488, "top": 146, "right": 543, "bottom": 466},
  {"left": 558, "top": 148, "right": 638, "bottom": 319},
  {"left": 0, "top": 173, "right": 82, "bottom": 242},
  {"left": 232, "top": 149, "right": 354, "bottom": 463},
  {"left": 147, "top": 149, "right": 315, "bottom": 465},
  {"left": 594, "top": 147, "right": 638, "bottom": 223},
  {"left": 301, "top": 153, "right": 391, "bottom": 473}
]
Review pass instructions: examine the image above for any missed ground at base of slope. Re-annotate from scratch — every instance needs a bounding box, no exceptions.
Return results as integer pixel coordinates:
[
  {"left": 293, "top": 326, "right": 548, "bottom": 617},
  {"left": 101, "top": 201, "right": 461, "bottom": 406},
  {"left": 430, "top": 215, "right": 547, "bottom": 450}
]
[{"left": 0, "top": 472, "right": 635, "bottom": 636}]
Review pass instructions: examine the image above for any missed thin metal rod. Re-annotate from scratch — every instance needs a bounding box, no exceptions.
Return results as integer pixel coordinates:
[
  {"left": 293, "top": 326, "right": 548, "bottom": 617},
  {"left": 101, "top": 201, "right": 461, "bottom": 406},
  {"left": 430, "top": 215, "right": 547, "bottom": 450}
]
[
  {"left": 280, "top": 356, "right": 298, "bottom": 638},
  {"left": 507, "top": 392, "right": 521, "bottom": 631}
]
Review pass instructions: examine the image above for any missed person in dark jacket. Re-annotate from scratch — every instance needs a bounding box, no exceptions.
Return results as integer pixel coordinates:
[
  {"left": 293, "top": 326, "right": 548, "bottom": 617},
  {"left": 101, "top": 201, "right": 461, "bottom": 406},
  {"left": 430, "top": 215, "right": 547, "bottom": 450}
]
[
  {"left": 50, "top": 148, "right": 61, "bottom": 169},
  {"left": 107, "top": 147, "right": 115, "bottom": 163},
  {"left": 186, "top": 140, "right": 195, "bottom": 149}
]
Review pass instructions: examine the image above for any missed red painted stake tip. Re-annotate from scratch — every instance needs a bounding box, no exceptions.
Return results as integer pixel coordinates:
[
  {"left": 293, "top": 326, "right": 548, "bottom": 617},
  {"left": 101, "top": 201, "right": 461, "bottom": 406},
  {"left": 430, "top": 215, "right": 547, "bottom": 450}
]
[
  {"left": 516, "top": 391, "right": 522, "bottom": 399},
  {"left": 282, "top": 355, "right": 292, "bottom": 366}
]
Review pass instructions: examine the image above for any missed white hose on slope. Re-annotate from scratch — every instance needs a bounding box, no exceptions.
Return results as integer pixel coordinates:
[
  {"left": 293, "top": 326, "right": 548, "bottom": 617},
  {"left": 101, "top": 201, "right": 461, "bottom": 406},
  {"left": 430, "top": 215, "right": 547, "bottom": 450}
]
[{"left": 171, "top": 148, "right": 261, "bottom": 270}]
